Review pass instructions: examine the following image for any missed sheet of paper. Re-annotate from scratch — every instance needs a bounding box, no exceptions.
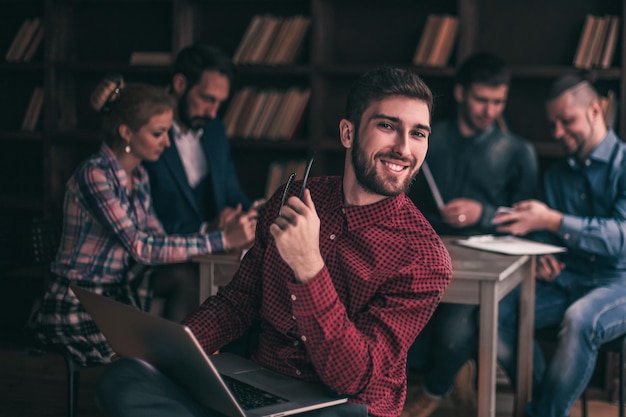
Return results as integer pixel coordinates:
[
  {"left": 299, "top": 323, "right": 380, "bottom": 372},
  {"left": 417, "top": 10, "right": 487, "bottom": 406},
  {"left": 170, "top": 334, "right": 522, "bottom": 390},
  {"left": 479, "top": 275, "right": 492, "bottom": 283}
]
[
  {"left": 455, "top": 235, "right": 567, "bottom": 255},
  {"left": 421, "top": 161, "right": 444, "bottom": 211}
]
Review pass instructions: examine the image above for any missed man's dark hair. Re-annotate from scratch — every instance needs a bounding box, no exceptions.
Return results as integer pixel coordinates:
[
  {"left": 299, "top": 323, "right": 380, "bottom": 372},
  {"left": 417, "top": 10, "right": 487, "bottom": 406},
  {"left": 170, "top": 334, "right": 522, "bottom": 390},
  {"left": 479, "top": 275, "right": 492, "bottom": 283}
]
[
  {"left": 547, "top": 74, "right": 598, "bottom": 102},
  {"left": 344, "top": 67, "right": 433, "bottom": 129},
  {"left": 455, "top": 53, "right": 511, "bottom": 89},
  {"left": 172, "top": 43, "right": 234, "bottom": 88}
]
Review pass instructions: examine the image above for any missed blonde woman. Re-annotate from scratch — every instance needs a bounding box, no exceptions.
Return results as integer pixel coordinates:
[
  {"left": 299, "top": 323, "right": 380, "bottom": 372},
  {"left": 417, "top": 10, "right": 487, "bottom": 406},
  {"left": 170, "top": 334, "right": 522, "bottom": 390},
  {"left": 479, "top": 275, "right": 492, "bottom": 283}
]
[{"left": 30, "top": 76, "right": 256, "bottom": 366}]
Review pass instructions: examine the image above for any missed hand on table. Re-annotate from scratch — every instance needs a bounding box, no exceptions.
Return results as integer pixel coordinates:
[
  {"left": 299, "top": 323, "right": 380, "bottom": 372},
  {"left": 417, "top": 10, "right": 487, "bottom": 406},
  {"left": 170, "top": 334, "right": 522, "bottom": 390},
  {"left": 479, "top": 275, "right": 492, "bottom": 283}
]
[
  {"left": 222, "top": 205, "right": 257, "bottom": 250},
  {"left": 441, "top": 198, "right": 483, "bottom": 228},
  {"left": 493, "top": 200, "right": 563, "bottom": 236}
]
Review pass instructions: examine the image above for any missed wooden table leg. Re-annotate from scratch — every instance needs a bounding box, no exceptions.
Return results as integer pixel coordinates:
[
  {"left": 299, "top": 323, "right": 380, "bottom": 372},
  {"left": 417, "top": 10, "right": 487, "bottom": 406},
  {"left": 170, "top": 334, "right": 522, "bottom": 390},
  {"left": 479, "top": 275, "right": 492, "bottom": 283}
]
[
  {"left": 478, "top": 282, "right": 498, "bottom": 417},
  {"left": 198, "top": 262, "right": 215, "bottom": 305},
  {"left": 515, "top": 256, "right": 536, "bottom": 417}
]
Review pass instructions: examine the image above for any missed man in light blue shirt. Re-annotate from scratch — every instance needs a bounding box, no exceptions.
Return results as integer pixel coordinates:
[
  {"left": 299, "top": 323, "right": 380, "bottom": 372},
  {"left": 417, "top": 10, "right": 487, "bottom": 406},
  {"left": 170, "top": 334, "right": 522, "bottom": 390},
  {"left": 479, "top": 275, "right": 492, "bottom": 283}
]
[{"left": 494, "top": 75, "right": 626, "bottom": 417}]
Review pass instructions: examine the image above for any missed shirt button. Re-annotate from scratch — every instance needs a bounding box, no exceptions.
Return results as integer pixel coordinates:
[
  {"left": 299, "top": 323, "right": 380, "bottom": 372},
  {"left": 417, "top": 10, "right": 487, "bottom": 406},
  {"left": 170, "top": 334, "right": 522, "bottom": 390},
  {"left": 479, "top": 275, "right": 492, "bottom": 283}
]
[
  {"left": 341, "top": 208, "right": 346, "bottom": 214},
  {"left": 580, "top": 193, "right": 586, "bottom": 200},
  {"left": 300, "top": 335, "right": 307, "bottom": 342},
  {"left": 585, "top": 159, "right": 591, "bottom": 166},
  {"left": 290, "top": 294, "right": 297, "bottom": 301},
  {"left": 295, "top": 370, "right": 302, "bottom": 376},
  {"left": 329, "top": 234, "right": 336, "bottom": 240},
  {"left": 293, "top": 340, "right": 299, "bottom": 347},
  {"left": 292, "top": 315, "right": 297, "bottom": 321},
  {"left": 563, "top": 233, "right": 571, "bottom": 240}
]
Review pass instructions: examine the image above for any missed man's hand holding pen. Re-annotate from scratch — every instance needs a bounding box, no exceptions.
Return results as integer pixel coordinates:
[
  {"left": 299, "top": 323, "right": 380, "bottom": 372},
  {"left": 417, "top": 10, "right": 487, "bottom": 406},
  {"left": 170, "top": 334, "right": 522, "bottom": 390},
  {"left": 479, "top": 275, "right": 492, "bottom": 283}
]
[{"left": 270, "top": 189, "right": 325, "bottom": 284}]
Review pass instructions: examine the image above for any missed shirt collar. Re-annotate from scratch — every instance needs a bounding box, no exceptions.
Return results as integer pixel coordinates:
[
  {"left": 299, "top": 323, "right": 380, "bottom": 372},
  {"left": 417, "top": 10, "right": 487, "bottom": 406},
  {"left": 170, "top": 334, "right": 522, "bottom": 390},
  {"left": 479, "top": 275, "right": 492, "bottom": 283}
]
[
  {"left": 99, "top": 143, "right": 138, "bottom": 190},
  {"left": 341, "top": 183, "right": 407, "bottom": 231},
  {"left": 454, "top": 121, "right": 495, "bottom": 145},
  {"left": 172, "top": 119, "right": 203, "bottom": 142},
  {"left": 566, "top": 129, "right": 618, "bottom": 168}
]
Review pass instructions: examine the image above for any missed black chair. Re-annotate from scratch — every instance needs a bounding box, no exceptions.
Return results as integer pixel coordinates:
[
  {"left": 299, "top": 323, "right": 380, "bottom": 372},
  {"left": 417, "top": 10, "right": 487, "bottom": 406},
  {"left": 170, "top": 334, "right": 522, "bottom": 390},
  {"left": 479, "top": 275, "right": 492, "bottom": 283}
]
[
  {"left": 580, "top": 334, "right": 626, "bottom": 417},
  {"left": 1, "top": 217, "right": 93, "bottom": 417},
  {"left": 535, "top": 326, "right": 626, "bottom": 417},
  {"left": 26, "top": 340, "right": 88, "bottom": 417},
  {"left": 0, "top": 217, "right": 60, "bottom": 338}
]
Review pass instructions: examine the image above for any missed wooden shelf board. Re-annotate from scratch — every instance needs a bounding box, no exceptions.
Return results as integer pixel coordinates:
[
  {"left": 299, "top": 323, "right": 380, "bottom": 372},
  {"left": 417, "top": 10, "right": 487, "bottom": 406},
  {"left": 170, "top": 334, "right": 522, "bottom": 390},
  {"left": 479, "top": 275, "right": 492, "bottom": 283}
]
[
  {"left": 318, "top": 65, "right": 456, "bottom": 77},
  {"left": 50, "top": 130, "right": 104, "bottom": 146},
  {"left": 53, "top": 62, "right": 171, "bottom": 74},
  {"left": 0, "top": 63, "right": 45, "bottom": 72},
  {"left": 230, "top": 138, "right": 310, "bottom": 150},
  {"left": 0, "top": 195, "right": 42, "bottom": 211},
  {"left": 511, "top": 66, "right": 621, "bottom": 80},
  {"left": 0, "top": 131, "right": 44, "bottom": 142},
  {"left": 235, "top": 65, "right": 312, "bottom": 76}
]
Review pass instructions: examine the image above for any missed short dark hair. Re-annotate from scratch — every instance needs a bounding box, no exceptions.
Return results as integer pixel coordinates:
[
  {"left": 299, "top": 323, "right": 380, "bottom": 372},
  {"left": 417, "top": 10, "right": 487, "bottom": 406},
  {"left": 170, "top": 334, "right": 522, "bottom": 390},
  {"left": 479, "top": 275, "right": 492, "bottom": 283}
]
[
  {"left": 172, "top": 43, "right": 234, "bottom": 88},
  {"left": 344, "top": 67, "right": 433, "bottom": 128},
  {"left": 547, "top": 74, "right": 596, "bottom": 101},
  {"left": 455, "top": 53, "right": 511, "bottom": 89}
]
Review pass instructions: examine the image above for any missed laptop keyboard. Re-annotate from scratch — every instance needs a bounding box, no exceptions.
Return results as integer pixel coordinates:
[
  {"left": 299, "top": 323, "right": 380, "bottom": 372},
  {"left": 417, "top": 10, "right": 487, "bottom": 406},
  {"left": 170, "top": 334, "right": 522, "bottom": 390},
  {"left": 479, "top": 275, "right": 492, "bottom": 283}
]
[{"left": 222, "top": 375, "right": 289, "bottom": 410}]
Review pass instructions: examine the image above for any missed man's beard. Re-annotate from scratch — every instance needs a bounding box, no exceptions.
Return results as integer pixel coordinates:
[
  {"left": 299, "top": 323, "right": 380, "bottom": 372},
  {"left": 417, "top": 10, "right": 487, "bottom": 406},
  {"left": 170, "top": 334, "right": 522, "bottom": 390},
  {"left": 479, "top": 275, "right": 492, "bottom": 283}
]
[
  {"left": 178, "top": 90, "right": 211, "bottom": 130},
  {"left": 351, "top": 131, "right": 417, "bottom": 197},
  {"left": 460, "top": 105, "right": 490, "bottom": 134},
  {"left": 561, "top": 134, "right": 585, "bottom": 158}
]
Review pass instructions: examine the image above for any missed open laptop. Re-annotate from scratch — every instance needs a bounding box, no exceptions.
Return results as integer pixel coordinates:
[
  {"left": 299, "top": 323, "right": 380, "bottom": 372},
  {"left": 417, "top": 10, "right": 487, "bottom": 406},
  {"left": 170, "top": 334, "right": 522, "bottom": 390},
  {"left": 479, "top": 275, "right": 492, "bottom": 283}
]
[{"left": 71, "top": 285, "right": 347, "bottom": 417}]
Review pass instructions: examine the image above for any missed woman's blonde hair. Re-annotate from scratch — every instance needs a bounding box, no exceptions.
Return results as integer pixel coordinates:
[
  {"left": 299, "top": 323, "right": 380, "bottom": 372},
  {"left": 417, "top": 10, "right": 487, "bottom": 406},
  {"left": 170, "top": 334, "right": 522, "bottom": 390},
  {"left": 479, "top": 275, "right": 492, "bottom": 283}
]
[{"left": 90, "top": 74, "right": 175, "bottom": 148}]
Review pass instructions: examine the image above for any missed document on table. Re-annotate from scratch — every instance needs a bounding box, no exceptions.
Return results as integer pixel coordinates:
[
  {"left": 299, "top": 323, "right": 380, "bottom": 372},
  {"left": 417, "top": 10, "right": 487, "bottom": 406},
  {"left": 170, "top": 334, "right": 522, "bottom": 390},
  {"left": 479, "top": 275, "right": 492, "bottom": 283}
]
[{"left": 456, "top": 234, "right": 567, "bottom": 255}]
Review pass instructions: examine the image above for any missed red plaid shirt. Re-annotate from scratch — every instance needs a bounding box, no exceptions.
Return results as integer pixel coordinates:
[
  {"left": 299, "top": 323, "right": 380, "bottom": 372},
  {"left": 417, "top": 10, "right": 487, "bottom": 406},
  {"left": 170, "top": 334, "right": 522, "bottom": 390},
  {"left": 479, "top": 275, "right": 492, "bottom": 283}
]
[{"left": 183, "top": 176, "right": 451, "bottom": 417}]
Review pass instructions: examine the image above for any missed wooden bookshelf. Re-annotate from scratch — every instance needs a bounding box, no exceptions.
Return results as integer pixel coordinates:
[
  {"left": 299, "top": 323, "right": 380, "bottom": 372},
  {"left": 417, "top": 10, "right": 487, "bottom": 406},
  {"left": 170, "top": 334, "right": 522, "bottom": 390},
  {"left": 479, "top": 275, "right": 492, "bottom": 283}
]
[{"left": 0, "top": 0, "right": 625, "bottom": 220}]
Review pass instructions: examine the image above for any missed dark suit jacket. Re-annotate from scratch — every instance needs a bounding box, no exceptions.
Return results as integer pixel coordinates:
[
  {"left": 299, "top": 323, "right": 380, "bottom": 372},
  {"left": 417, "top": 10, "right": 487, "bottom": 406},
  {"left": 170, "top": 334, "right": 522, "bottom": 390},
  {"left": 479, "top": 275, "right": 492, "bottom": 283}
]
[{"left": 144, "top": 118, "right": 251, "bottom": 234}]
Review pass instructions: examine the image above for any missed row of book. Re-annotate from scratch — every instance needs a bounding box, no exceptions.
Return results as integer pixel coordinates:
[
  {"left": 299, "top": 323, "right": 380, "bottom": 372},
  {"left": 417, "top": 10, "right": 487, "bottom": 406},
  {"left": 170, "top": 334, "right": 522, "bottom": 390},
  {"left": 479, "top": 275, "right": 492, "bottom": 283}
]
[
  {"left": 22, "top": 87, "right": 44, "bottom": 131},
  {"left": 5, "top": 17, "right": 45, "bottom": 63},
  {"left": 223, "top": 87, "right": 310, "bottom": 140},
  {"left": 412, "top": 14, "right": 459, "bottom": 67},
  {"left": 573, "top": 14, "right": 620, "bottom": 69},
  {"left": 129, "top": 51, "right": 172, "bottom": 66},
  {"left": 233, "top": 15, "right": 311, "bottom": 65},
  {"left": 264, "top": 159, "right": 308, "bottom": 200}
]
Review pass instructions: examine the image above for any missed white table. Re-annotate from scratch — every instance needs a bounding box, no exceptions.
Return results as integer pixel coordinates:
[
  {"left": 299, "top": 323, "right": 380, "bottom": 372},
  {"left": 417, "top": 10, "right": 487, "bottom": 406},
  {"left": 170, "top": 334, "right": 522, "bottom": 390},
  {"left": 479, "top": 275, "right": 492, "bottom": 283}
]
[{"left": 193, "top": 253, "right": 241, "bottom": 304}]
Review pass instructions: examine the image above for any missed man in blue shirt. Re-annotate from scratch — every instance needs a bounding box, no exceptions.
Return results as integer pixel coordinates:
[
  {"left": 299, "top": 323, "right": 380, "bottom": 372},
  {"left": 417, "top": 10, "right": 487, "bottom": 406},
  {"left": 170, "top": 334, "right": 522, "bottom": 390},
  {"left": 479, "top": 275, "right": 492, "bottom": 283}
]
[
  {"left": 403, "top": 53, "right": 538, "bottom": 417},
  {"left": 493, "top": 75, "right": 626, "bottom": 417}
]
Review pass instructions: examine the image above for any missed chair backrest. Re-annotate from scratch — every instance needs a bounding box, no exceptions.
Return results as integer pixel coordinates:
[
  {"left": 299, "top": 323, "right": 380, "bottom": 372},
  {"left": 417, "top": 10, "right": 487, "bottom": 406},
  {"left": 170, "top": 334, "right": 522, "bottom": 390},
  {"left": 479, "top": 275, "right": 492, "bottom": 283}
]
[
  {"left": 0, "top": 217, "right": 60, "bottom": 271},
  {"left": 0, "top": 217, "right": 60, "bottom": 342},
  {"left": 30, "top": 218, "right": 60, "bottom": 266}
]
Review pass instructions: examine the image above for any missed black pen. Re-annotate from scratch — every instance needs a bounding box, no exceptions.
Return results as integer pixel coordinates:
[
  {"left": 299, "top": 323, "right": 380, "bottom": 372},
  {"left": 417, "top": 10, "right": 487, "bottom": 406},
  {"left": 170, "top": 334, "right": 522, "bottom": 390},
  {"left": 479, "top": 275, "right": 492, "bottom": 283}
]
[
  {"left": 299, "top": 156, "right": 315, "bottom": 200},
  {"left": 279, "top": 172, "right": 296, "bottom": 215}
]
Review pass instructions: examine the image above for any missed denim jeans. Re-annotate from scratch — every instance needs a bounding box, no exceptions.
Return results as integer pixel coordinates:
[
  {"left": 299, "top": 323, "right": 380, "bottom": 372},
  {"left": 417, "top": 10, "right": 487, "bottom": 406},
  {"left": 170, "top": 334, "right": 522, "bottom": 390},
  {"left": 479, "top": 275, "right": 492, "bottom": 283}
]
[
  {"left": 407, "top": 303, "right": 478, "bottom": 396},
  {"left": 497, "top": 271, "right": 626, "bottom": 417}
]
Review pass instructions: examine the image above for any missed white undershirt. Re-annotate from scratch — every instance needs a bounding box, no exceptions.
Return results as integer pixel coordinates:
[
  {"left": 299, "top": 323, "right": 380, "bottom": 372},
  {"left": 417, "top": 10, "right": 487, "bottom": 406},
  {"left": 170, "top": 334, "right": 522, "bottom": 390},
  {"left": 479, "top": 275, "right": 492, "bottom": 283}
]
[{"left": 171, "top": 120, "right": 208, "bottom": 188}]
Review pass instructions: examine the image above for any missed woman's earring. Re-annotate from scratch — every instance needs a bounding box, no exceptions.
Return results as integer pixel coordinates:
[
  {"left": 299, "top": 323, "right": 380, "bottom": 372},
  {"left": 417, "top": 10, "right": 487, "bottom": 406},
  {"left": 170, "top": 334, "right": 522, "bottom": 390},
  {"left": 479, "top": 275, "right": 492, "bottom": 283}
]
[{"left": 125, "top": 144, "right": 131, "bottom": 153}]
